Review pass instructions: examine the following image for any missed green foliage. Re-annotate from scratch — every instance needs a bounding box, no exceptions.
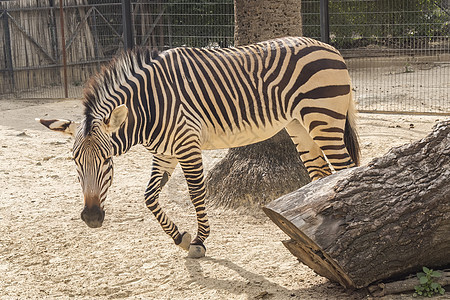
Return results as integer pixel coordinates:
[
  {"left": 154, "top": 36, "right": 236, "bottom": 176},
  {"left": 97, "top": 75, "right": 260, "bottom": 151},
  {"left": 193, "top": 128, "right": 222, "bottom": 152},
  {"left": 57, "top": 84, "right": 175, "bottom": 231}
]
[
  {"left": 302, "top": 0, "right": 450, "bottom": 49},
  {"left": 166, "top": 0, "right": 234, "bottom": 48},
  {"left": 413, "top": 267, "right": 446, "bottom": 297}
]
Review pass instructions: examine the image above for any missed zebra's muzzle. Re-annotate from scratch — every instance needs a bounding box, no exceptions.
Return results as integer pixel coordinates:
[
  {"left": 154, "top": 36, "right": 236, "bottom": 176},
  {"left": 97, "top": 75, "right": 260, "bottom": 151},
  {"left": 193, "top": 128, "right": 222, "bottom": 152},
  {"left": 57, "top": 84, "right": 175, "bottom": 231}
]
[{"left": 81, "top": 205, "right": 105, "bottom": 228}]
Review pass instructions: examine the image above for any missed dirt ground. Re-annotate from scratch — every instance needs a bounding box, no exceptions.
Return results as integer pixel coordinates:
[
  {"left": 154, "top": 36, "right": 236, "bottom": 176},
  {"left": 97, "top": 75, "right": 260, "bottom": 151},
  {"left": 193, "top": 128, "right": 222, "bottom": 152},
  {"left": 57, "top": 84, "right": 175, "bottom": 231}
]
[{"left": 0, "top": 98, "right": 447, "bottom": 299}]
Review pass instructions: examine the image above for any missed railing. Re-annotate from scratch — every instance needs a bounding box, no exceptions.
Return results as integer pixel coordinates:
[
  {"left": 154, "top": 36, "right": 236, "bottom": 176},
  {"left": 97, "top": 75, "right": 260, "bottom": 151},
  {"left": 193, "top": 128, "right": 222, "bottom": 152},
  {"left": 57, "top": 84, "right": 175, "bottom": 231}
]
[{"left": 0, "top": 0, "right": 448, "bottom": 114}]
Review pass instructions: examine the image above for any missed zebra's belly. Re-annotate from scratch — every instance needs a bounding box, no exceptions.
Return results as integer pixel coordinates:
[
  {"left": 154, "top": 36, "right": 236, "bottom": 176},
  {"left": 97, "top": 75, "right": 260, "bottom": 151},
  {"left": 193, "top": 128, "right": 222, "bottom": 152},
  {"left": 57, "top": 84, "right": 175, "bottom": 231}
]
[{"left": 200, "top": 120, "right": 289, "bottom": 150}]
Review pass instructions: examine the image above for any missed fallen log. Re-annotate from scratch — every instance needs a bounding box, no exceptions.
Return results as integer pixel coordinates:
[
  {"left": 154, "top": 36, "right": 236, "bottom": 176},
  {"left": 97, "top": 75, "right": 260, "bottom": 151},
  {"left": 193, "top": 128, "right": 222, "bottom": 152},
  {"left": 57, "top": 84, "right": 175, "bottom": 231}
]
[{"left": 263, "top": 119, "right": 450, "bottom": 289}]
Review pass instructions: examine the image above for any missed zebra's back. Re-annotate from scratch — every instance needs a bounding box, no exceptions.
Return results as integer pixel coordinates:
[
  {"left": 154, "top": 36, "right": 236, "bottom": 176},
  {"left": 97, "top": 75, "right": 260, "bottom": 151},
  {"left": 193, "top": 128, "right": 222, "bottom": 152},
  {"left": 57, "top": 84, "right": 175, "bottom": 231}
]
[{"left": 161, "top": 37, "right": 352, "bottom": 150}]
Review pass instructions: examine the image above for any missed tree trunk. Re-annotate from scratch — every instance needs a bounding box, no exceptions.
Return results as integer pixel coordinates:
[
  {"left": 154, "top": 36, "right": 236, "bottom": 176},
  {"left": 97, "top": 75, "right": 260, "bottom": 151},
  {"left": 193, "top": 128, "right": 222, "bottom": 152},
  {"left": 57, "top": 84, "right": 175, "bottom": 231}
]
[
  {"left": 206, "top": 130, "right": 310, "bottom": 208},
  {"left": 233, "top": 0, "right": 303, "bottom": 45},
  {"left": 263, "top": 119, "right": 450, "bottom": 289},
  {"left": 205, "top": 0, "right": 308, "bottom": 208}
]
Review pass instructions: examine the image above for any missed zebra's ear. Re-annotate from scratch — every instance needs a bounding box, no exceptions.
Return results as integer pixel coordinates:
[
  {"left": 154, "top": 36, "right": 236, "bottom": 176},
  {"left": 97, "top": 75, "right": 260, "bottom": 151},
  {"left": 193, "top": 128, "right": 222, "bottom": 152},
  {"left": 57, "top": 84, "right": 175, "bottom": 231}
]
[
  {"left": 105, "top": 104, "right": 128, "bottom": 134},
  {"left": 36, "top": 118, "right": 79, "bottom": 137}
]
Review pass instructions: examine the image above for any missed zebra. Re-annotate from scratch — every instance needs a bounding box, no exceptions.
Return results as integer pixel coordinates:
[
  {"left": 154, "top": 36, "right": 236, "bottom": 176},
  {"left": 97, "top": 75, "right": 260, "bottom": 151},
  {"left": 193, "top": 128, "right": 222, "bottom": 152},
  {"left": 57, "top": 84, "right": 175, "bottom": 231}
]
[{"left": 38, "top": 36, "right": 360, "bottom": 258}]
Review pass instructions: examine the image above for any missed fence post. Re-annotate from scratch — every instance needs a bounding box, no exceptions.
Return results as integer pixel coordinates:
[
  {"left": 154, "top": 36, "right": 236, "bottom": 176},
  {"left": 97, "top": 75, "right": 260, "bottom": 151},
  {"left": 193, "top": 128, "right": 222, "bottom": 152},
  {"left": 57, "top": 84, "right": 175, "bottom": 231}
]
[
  {"left": 59, "top": 0, "right": 68, "bottom": 98},
  {"left": 2, "top": 10, "right": 15, "bottom": 91},
  {"left": 91, "top": 8, "right": 100, "bottom": 61},
  {"left": 320, "top": 0, "right": 330, "bottom": 44},
  {"left": 122, "top": 0, "right": 134, "bottom": 50}
]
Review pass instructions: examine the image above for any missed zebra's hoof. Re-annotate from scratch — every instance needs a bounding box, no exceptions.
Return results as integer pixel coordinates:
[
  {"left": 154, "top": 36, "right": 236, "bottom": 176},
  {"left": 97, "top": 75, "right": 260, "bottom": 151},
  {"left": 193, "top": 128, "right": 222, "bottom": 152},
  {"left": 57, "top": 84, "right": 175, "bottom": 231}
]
[
  {"left": 188, "top": 243, "right": 206, "bottom": 258},
  {"left": 178, "top": 232, "right": 192, "bottom": 251}
]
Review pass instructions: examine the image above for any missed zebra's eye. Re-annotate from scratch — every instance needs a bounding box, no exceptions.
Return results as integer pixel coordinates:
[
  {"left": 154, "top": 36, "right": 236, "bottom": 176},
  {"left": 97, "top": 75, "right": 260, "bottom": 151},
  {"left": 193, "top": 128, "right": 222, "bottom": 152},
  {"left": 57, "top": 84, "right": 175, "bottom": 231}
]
[{"left": 104, "top": 157, "right": 112, "bottom": 165}]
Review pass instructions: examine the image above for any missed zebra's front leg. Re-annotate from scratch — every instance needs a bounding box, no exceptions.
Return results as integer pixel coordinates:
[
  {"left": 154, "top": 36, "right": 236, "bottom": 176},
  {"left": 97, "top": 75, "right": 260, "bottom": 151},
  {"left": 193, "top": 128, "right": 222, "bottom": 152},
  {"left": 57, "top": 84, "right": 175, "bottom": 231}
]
[
  {"left": 176, "top": 148, "right": 209, "bottom": 258},
  {"left": 144, "top": 154, "right": 191, "bottom": 252}
]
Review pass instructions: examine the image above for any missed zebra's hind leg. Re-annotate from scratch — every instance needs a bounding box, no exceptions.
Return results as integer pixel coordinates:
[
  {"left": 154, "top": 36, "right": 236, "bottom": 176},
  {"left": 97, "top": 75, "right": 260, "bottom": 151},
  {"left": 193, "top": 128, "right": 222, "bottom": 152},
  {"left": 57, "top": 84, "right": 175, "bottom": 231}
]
[
  {"left": 144, "top": 154, "right": 191, "bottom": 251},
  {"left": 176, "top": 146, "right": 209, "bottom": 258},
  {"left": 285, "top": 119, "right": 332, "bottom": 181},
  {"left": 308, "top": 117, "right": 356, "bottom": 172}
]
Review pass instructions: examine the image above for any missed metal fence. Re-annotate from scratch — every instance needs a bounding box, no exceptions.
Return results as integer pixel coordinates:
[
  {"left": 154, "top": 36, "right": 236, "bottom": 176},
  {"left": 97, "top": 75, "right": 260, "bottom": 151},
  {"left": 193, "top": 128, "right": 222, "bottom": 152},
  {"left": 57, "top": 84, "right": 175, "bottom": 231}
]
[
  {"left": 1, "top": 0, "right": 449, "bottom": 114},
  {"left": 304, "top": 0, "right": 450, "bottom": 114},
  {"left": 0, "top": 0, "right": 233, "bottom": 99}
]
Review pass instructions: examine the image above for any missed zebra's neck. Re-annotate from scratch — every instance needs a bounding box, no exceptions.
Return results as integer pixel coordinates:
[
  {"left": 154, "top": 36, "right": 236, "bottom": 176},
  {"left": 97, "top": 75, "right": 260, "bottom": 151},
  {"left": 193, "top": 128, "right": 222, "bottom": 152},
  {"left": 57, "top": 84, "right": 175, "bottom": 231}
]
[
  {"left": 109, "top": 63, "right": 157, "bottom": 156},
  {"left": 83, "top": 51, "right": 161, "bottom": 156}
]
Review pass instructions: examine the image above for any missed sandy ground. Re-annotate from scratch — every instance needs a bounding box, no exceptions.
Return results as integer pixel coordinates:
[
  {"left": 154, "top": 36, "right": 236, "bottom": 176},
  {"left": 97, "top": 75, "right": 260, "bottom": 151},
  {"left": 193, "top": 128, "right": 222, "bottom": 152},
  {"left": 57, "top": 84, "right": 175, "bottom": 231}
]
[{"left": 0, "top": 98, "right": 447, "bottom": 299}]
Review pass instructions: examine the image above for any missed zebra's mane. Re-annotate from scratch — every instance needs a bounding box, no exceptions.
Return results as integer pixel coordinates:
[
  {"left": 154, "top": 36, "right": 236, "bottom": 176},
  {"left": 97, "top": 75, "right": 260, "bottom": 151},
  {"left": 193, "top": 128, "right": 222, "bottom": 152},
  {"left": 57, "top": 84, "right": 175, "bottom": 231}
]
[{"left": 82, "top": 47, "right": 159, "bottom": 135}]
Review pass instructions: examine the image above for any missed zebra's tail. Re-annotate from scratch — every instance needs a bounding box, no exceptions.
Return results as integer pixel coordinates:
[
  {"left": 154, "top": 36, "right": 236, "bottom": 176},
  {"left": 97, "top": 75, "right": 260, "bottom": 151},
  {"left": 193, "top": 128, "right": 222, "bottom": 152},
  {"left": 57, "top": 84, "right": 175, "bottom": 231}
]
[{"left": 344, "top": 91, "right": 360, "bottom": 166}]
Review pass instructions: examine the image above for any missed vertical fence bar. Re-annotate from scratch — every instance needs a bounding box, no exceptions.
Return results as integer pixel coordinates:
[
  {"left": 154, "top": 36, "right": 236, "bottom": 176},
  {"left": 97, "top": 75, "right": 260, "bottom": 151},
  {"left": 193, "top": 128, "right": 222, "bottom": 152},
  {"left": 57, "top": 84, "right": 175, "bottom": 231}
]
[
  {"left": 91, "top": 8, "right": 99, "bottom": 61},
  {"left": 122, "top": 0, "right": 134, "bottom": 50},
  {"left": 319, "top": 0, "right": 329, "bottom": 44},
  {"left": 49, "top": 1, "right": 58, "bottom": 61},
  {"left": 59, "top": 0, "right": 68, "bottom": 98},
  {"left": 2, "top": 10, "right": 15, "bottom": 91}
]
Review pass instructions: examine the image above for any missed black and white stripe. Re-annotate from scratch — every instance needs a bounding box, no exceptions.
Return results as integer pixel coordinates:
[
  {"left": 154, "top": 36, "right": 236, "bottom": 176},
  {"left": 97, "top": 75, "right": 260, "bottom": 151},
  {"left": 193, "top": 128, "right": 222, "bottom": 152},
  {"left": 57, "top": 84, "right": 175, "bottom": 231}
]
[{"left": 79, "top": 37, "right": 360, "bottom": 253}]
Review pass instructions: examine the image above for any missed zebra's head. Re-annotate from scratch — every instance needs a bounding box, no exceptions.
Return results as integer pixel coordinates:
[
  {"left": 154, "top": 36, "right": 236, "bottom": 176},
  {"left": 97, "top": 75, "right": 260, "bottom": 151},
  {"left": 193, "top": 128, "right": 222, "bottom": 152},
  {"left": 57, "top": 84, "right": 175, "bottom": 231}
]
[{"left": 37, "top": 105, "right": 128, "bottom": 228}]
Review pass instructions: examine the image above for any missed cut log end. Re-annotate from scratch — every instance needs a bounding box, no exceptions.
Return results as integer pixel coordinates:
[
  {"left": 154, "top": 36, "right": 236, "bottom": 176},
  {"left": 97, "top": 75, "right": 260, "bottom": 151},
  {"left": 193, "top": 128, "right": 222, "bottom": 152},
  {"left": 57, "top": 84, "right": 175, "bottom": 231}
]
[{"left": 263, "top": 207, "right": 356, "bottom": 289}]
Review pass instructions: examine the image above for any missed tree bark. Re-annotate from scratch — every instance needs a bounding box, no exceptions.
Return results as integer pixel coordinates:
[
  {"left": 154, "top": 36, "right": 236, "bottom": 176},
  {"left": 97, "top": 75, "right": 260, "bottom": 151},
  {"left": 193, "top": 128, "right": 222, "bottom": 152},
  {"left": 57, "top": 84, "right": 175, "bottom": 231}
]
[
  {"left": 206, "top": 130, "right": 310, "bottom": 208},
  {"left": 263, "top": 119, "right": 450, "bottom": 289},
  {"left": 206, "top": 0, "right": 308, "bottom": 209},
  {"left": 234, "top": 0, "right": 303, "bottom": 45}
]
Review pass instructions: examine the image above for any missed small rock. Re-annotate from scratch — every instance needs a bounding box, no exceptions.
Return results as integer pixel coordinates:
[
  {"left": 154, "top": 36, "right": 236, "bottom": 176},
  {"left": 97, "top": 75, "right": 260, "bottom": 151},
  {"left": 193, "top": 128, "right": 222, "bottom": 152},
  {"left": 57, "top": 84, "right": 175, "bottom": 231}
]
[
  {"left": 16, "top": 132, "right": 30, "bottom": 137},
  {"left": 255, "top": 291, "right": 272, "bottom": 299},
  {"left": 49, "top": 141, "right": 67, "bottom": 145}
]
